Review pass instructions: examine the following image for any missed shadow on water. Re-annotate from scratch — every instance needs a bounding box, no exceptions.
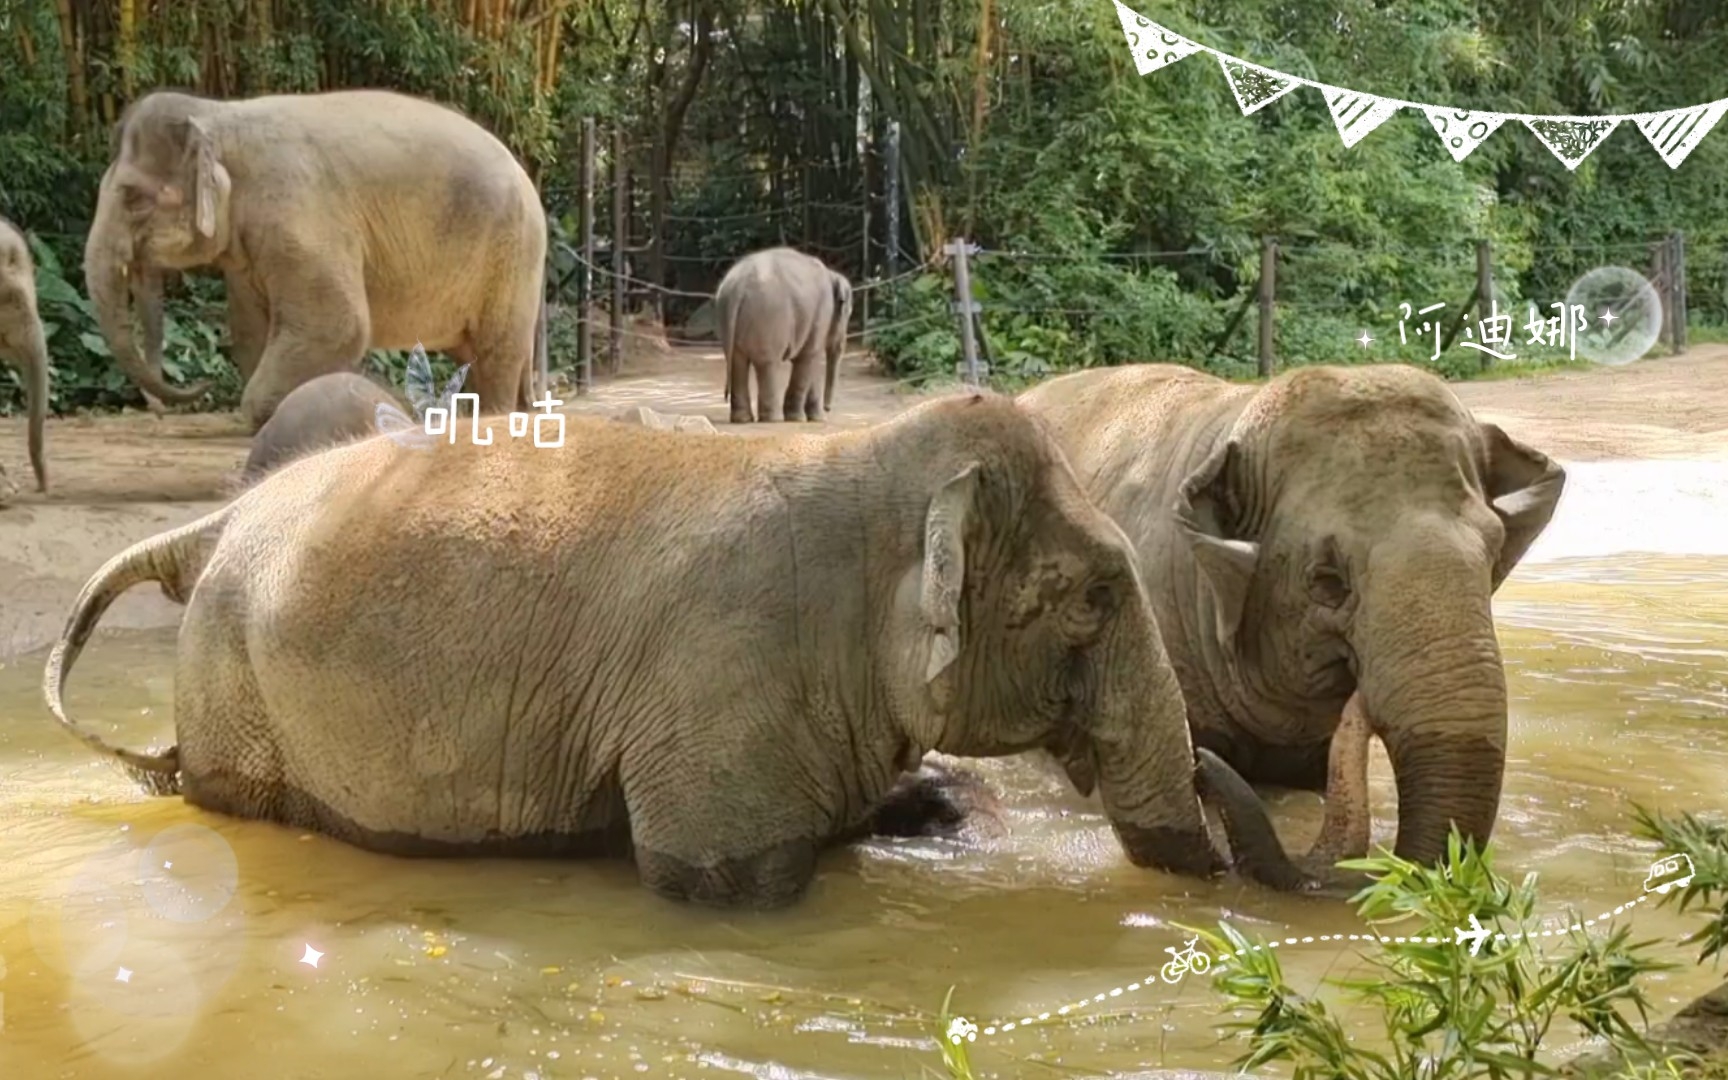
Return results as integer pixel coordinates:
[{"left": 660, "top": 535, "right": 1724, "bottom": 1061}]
[{"left": 0, "top": 460, "right": 1725, "bottom": 1078}]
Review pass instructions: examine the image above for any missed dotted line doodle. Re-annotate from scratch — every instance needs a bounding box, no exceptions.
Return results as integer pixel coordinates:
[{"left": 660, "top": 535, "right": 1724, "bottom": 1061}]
[{"left": 945, "top": 890, "right": 1659, "bottom": 1044}]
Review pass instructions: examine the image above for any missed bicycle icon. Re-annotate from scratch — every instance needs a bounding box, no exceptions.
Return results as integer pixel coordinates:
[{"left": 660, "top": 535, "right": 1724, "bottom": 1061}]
[{"left": 1160, "top": 935, "right": 1212, "bottom": 984}]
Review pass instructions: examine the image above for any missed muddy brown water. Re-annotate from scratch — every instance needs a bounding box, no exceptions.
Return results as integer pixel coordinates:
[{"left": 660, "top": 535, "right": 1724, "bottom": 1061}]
[{"left": 0, "top": 460, "right": 1725, "bottom": 1080}]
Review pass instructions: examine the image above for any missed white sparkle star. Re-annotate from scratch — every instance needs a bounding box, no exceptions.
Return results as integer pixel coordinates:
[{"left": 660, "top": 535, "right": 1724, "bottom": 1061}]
[
  {"left": 115, "top": 967, "right": 132, "bottom": 983},
  {"left": 300, "top": 945, "right": 324, "bottom": 968},
  {"left": 1600, "top": 307, "right": 1619, "bottom": 327},
  {"left": 1356, "top": 330, "right": 1374, "bottom": 349}
]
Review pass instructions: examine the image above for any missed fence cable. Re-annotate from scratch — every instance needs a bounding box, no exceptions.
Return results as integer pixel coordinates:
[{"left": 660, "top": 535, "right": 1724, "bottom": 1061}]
[
  {"left": 589, "top": 310, "right": 944, "bottom": 351},
  {"left": 555, "top": 246, "right": 943, "bottom": 304}
]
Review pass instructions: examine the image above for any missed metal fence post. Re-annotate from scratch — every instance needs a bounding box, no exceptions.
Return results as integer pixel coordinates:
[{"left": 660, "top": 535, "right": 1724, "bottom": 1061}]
[
  {"left": 1672, "top": 230, "right": 1688, "bottom": 354},
  {"left": 885, "top": 120, "right": 901, "bottom": 314},
  {"left": 610, "top": 128, "right": 627, "bottom": 375},
  {"left": 1257, "top": 235, "right": 1277, "bottom": 378},
  {"left": 576, "top": 116, "right": 596, "bottom": 395},
  {"left": 948, "top": 238, "right": 983, "bottom": 389},
  {"left": 1475, "top": 238, "right": 1494, "bottom": 371}
]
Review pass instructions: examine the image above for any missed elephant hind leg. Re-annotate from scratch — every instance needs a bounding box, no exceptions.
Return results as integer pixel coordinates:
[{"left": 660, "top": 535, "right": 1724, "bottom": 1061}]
[
  {"left": 727, "top": 345, "right": 757, "bottom": 424},
  {"left": 782, "top": 349, "right": 823, "bottom": 422}
]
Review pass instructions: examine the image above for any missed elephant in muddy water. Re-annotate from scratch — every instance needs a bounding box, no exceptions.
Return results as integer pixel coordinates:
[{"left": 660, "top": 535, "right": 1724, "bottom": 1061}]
[
  {"left": 83, "top": 89, "right": 548, "bottom": 433},
  {"left": 0, "top": 218, "right": 49, "bottom": 493},
  {"left": 717, "top": 247, "right": 852, "bottom": 423},
  {"left": 240, "top": 371, "right": 400, "bottom": 485},
  {"left": 44, "top": 392, "right": 1294, "bottom": 908},
  {"left": 1018, "top": 363, "right": 1566, "bottom": 893}
]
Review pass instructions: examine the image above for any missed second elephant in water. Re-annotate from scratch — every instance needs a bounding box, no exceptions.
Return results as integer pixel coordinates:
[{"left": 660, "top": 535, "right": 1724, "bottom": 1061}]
[
  {"left": 1019, "top": 363, "right": 1565, "bottom": 892},
  {"left": 241, "top": 372, "right": 400, "bottom": 485},
  {"left": 717, "top": 247, "right": 852, "bottom": 423}
]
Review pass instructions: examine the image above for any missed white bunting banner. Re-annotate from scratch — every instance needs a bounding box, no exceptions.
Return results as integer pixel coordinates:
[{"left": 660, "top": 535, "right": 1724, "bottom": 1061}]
[
  {"left": 1110, "top": 0, "right": 1203, "bottom": 77},
  {"left": 1219, "top": 57, "right": 1300, "bottom": 116},
  {"left": 1636, "top": 100, "right": 1728, "bottom": 169},
  {"left": 1320, "top": 85, "right": 1403, "bottom": 149},
  {"left": 1424, "top": 108, "right": 1511, "bottom": 162},
  {"left": 1522, "top": 117, "right": 1621, "bottom": 171},
  {"left": 1109, "top": 0, "right": 1724, "bottom": 171}
]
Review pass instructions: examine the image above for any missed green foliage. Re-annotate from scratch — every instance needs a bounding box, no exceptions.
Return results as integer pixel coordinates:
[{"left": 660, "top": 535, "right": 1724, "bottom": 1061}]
[
  {"left": 1187, "top": 830, "right": 1675, "bottom": 1080},
  {"left": 9, "top": 234, "right": 242, "bottom": 416},
  {"left": 1631, "top": 805, "right": 1728, "bottom": 968}
]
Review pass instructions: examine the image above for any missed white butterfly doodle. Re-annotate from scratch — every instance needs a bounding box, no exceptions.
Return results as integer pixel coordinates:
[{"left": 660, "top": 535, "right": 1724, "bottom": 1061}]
[{"left": 374, "top": 343, "right": 472, "bottom": 449}]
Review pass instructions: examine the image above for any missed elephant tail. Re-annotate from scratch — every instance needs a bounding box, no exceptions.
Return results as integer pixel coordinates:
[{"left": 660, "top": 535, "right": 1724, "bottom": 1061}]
[
  {"left": 533, "top": 290, "right": 549, "bottom": 405},
  {"left": 716, "top": 287, "right": 736, "bottom": 403},
  {"left": 42, "top": 505, "right": 234, "bottom": 796},
  {"left": 825, "top": 275, "right": 849, "bottom": 412}
]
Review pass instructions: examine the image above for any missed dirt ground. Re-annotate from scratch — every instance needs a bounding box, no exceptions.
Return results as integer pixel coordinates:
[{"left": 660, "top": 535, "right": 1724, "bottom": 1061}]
[{"left": 3, "top": 342, "right": 1727, "bottom": 657}]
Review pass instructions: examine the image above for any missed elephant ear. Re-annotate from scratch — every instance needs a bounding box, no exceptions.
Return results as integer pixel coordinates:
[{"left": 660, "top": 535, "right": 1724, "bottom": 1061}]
[
  {"left": 183, "top": 116, "right": 220, "bottom": 240},
  {"left": 921, "top": 461, "right": 982, "bottom": 684},
  {"left": 1173, "top": 437, "right": 1259, "bottom": 651},
  {"left": 1481, "top": 422, "right": 1565, "bottom": 589}
]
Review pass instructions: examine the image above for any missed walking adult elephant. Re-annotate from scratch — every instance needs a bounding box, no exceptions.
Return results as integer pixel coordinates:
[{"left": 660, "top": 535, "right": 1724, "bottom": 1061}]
[
  {"left": 43, "top": 392, "right": 1295, "bottom": 908},
  {"left": 83, "top": 89, "right": 548, "bottom": 432},
  {"left": 717, "top": 247, "right": 852, "bottom": 423},
  {"left": 0, "top": 218, "right": 49, "bottom": 492},
  {"left": 1018, "top": 364, "right": 1566, "bottom": 892}
]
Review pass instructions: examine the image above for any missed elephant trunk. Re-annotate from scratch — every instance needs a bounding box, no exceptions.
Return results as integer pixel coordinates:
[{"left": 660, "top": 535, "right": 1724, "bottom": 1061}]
[
  {"left": 1085, "top": 594, "right": 1228, "bottom": 880},
  {"left": 16, "top": 318, "right": 49, "bottom": 492},
  {"left": 86, "top": 237, "right": 211, "bottom": 407},
  {"left": 1354, "top": 538, "right": 1508, "bottom": 869}
]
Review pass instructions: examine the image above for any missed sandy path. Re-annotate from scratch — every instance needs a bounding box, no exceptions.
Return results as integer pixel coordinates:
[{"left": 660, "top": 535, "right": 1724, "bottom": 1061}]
[{"left": 2, "top": 343, "right": 1725, "bottom": 658}]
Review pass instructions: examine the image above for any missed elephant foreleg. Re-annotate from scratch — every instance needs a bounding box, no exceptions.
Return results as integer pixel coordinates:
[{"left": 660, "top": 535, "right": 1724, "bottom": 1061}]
[
  {"left": 1302, "top": 692, "right": 1374, "bottom": 871},
  {"left": 225, "top": 271, "right": 269, "bottom": 385},
  {"left": 241, "top": 289, "right": 369, "bottom": 433}
]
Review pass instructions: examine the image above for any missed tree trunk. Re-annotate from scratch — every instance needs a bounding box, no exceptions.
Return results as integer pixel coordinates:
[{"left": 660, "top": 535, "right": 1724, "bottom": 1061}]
[{"left": 53, "top": 0, "right": 88, "bottom": 134}]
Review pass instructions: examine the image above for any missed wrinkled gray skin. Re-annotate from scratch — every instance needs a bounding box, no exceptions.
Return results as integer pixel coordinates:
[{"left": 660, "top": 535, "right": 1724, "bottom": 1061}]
[
  {"left": 1019, "top": 364, "right": 1565, "bottom": 894},
  {"left": 44, "top": 392, "right": 1285, "bottom": 908},
  {"left": 241, "top": 372, "right": 400, "bottom": 485},
  {"left": 84, "top": 90, "right": 548, "bottom": 433},
  {"left": 0, "top": 218, "right": 49, "bottom": 492},
  {"left": 717, "top": 247, "right": 853, "bottom": 423}
]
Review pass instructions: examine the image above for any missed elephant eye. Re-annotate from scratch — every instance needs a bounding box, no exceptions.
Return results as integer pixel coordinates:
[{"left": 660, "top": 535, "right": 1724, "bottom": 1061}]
[{"left": 1308, "top": 566, "right": 1350, "bottom": 609}]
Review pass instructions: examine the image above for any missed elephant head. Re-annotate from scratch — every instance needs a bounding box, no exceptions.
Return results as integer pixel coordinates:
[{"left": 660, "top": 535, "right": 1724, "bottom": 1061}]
[
  {"left": 1172, "top": 366, "right": 1564, "bottom": 884},
  {"left": 85, "top": 93, "right": 235, "bottom": 407},
  {"left": 908, "top": 398, "right": 1298, "bottom": 880},
  {"left": 823, "top": 270, "right": 853, "bottom": 411},
  {"left": 0, "top": 220, "right": 49, "bottom": 491}
]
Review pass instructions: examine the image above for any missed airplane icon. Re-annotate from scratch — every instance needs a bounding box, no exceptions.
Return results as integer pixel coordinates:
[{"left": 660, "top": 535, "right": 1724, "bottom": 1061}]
[{"left": 1454, "top": 913, "right": 1492, "bottom": 956}]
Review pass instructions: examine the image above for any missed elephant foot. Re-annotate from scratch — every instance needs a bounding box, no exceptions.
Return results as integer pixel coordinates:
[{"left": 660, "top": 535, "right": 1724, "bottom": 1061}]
[
  {"left": 729, "top": 408, "right": 755, "bottom": 424},
  {"left": 863, "top": 761, "right": 1005, "bottom": 840}
]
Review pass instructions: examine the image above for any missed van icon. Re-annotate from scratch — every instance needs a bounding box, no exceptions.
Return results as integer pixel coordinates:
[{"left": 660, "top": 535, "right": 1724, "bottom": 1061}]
[{"left": 1643, "top": 853, "right": 1695, "bottom": 895}]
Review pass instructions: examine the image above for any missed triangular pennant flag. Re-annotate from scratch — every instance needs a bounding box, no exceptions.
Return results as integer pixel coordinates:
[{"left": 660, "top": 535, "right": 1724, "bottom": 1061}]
[
  {"left": 1424, "top": 107, "right": 1510, "bottom": 162},
  {"left": 1523, "top": 117, "right": 1620, "bottom": 171},
  {"left": 1110, "top": 1, "right": 1203, "bottom": 77},
  {"left": 1635, "top": 100, "right": 1728, "bottom": 169},
  {"left": 1319, "top": 85, "right": 1403, "bottom": 149},
  {"left": 1219, "top": 57, "right": 1301, "bottom": 116}
]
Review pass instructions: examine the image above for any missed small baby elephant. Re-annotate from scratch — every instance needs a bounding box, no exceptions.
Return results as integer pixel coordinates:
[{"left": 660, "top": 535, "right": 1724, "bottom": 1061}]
[{"left": 241, "top": 372, "right": 399, "bottom": 484}]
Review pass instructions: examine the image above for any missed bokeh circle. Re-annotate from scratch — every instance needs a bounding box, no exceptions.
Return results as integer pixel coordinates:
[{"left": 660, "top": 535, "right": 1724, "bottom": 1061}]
[
  {"left": 1563, "top": 266, "right": 1663, "bottom": 366},
  {"left": 137, "top": 824, "right": 239, "bottom": 923}
]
